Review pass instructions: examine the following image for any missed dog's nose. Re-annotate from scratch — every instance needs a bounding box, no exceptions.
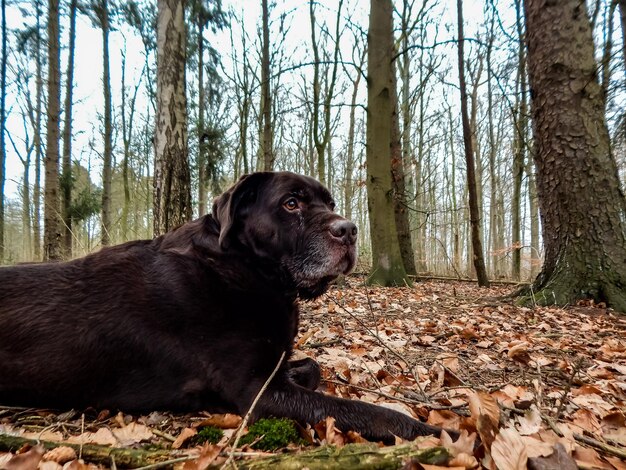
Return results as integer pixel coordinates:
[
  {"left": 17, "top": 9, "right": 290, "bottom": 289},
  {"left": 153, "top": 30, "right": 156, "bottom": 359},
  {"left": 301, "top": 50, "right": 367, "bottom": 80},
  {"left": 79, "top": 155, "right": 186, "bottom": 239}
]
[{"left": 330, "top": 220, "right": 358, "bottom": 245}]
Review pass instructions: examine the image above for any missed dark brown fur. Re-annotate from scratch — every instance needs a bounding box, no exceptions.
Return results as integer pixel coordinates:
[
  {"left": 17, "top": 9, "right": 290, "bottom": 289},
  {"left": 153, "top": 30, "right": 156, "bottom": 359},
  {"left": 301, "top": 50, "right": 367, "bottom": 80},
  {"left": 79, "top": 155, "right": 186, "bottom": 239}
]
[{"left": 0, "top": 171, "right": 443, "bottom": 442}]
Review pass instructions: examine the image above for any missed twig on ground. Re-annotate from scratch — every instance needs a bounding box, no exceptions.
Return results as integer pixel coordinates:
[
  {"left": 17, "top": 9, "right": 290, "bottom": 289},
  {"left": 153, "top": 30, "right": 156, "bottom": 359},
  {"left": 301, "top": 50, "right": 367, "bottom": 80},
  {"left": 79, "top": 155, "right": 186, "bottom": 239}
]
[
  {"left": 220, "top": 350, "right": 286, "bottom": 470},
  {"left": 574, "top": 433, "right": 626, "bottom": 460}
]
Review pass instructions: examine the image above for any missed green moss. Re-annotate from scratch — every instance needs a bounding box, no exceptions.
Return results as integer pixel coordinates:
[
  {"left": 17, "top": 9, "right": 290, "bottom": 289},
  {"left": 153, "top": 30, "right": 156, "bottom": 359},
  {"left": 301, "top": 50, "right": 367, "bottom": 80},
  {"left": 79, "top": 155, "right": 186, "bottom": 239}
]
[
  {"left": 240, "top": 418, "right": 302, "bottom": 451},
  {"left": 191, "top": 426, "right": 224, "bottom": 445}
]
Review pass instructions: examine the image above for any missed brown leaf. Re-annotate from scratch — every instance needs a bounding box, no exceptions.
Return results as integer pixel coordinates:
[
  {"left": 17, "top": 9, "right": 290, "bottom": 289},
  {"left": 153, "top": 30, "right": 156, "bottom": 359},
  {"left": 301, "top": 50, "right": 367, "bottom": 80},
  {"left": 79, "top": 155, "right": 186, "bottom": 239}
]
[
  {"left": 440, "top": 429, "right": 476, "bottom": 456},
  {"left": 2, "top": 445, "right": 44, "bottom": 470},
  {"left": 491, "top": 427, "right": 527, "bottom": 470},
  {"left": 467, "top": 391, "right": 500, "bottom": 449},
  {"left": 527, "top": 443, "right": 576, "bottom": 470},
  {"left": 194, "top": 413, "right": 242, "bottom": 429},
  {"left": 42, "top": 446, "right": 77, "bottom": 464},
  {"left": 172, "top": 427, "right": 198, "bottom": 449},
  {"left": 182, "top": 444, "right": 222, "bottom": 470},
  {"left": 66, "top": 428, "right": 117, "bottom": 446},
  {"left": 111, "top": 422, "right": 154, "bottom": 446}
]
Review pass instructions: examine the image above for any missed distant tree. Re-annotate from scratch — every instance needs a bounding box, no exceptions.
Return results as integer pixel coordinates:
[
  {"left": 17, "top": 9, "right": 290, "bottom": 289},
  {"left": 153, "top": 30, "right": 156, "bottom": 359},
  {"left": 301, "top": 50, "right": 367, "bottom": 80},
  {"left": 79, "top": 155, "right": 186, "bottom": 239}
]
[
  {"left": 61, "top": 0, "right": 78, "bottom": 258},
  {"left": 259, "top": 0, "right": 273, "bottom": 171},
  {"left": 188, "top": 0, "right": 226, "bottom": 215},
  {"left": 522, "top": 0, "right": 626, "bottom": 311},
  {"left": 456, "top": 0, "right": 489, "bottom": 287},
  {"left": 0, "top": 0, "right": 6, "bottom": 262},
  {"left": 309, "top": 0, "right": 343, "bottom": 186},
  {"left": 153, "top": 0, "right": 192, "bottom": 236},
  {"left": 43, "top": 0, "right": 62, "bottom": 261},
  {"left": 366, "top": 0, "right": 410, "bottom": 286}
]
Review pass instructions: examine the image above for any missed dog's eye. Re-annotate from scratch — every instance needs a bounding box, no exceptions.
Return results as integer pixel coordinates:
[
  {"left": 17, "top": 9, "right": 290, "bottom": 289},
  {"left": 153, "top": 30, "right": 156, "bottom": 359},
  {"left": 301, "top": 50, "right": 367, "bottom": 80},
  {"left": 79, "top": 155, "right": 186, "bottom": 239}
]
[
  {"left": 329, "top": 201, "right": 336, "bottom": 211},
  {"left": 283, "top": 198, "right": 299, "bottom": 211}
]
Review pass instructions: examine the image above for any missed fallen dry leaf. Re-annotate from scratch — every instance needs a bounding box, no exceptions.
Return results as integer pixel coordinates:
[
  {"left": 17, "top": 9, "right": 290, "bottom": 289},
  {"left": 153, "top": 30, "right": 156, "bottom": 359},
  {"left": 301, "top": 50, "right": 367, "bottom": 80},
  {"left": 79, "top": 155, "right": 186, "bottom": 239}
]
[
  {"left": 468, "top": 391, "right": 500, "bottom": 449},
  {"left": 491, "top": 427, "right": 527, "bottom": 470},
  {"left": 2, "top": 445, "right": 44, "bottom": 470},
  {"left": 194, "top": 413, "right": 242, "bottom": 429},
  {"left": 182, "top": 444, "right": 222, "bottom": 470},
  {"left": 111, "top": 422, "right": 154, "bottom": 446},
  {"left": 42, "top": 446, "right": 77, "bottom": 464},
  {"left": 172, "top": 427, "right": 197, "bottom": 449}
]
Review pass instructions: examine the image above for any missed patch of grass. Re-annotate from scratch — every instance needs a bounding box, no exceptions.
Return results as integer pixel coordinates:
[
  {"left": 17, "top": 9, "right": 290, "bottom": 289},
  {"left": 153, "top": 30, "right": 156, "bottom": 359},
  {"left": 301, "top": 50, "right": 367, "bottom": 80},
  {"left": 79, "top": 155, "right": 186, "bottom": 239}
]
[{"left": 239, "top": 418, "right": 302, "bottom": 451}]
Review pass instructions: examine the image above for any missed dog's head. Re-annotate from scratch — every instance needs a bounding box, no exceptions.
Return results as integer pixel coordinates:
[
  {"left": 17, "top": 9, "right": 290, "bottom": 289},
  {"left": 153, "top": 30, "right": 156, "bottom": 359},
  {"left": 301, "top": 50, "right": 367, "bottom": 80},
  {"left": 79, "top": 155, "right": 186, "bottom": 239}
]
[{"left": 212, "top": 172, "right": 357, "bottom": 298}]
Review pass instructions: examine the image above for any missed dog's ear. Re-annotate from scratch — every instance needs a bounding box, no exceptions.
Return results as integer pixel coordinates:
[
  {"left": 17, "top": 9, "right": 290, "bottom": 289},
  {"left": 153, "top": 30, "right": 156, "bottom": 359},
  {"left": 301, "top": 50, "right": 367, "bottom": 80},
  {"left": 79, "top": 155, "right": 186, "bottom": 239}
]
[{"left": 212, "top": 172, "right": 272, "bottom": 250}]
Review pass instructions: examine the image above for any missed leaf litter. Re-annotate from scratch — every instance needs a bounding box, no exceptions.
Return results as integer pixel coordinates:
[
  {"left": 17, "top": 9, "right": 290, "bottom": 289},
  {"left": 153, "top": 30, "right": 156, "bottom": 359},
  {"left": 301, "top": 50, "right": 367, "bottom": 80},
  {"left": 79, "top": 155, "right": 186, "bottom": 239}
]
[{"left": 0, "top": 277, "right": 624, "bottom": 469}]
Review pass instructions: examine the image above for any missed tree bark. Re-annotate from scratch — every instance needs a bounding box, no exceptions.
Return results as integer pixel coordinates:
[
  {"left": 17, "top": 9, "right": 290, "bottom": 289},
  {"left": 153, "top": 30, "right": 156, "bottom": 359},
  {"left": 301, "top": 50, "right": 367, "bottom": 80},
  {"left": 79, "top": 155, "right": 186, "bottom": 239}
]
[
  {"left": 197, "top": 18, "right": 207, "bottom": 216},
  {"left": 511, "top": 0, "right": 527, "bottom": 281},
  {"left": 61, "top": 0, "right": 77, "bottom": 259},
  {"left": 154, "top": 0, "right": 192, "bottom": 236},
  {"left": 43, "top": 0, "right": 62, "bottom": 261},
  {"left": 457, "top": 0, "right": 489, "bottom": 287},
  {"left": 101, "top": 0, "right": 113, "bottom": 246},
  {"left": 260, "top": 0, "right": 273, "bottom": 171},
  {"left": 366, "top": 0, "right": 411, "bottom": 287},
  {"left": 33, "top": 0, "right": 44, "bottom": 260},
  {"left": 522, "top": 0, "right": 626, "bottom": 312},
  {"left": 0, "top": 0, "right": 6, "bottom": 262},
  {"left": 390, "top": 60, "right": 416, "bottom": 276}
]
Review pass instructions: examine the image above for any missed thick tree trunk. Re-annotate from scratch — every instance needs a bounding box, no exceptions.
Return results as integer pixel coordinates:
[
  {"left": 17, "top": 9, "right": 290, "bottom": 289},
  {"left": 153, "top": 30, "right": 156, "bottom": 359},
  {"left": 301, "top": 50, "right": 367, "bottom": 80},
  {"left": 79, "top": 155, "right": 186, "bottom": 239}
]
[
  {"left": 101, "top": 0, "right": 113, "bottom": 246},
  {"left": 154, "top": 0, "right": 192, "bottom": 236},
  {"left": 457, "top": 0, "right": 489, "bottom": 287},
  {"left": 43, "top": 0, "right": 62, "bottom": 261},
  {"left": 61, "top": 0, "right": 77, "bottom": 259},
  {"left": 523, "top": 0, "right": 626, "bottom": 312},
  {"left": 366, "top": 0, "right": 410, "bottom": 287}
]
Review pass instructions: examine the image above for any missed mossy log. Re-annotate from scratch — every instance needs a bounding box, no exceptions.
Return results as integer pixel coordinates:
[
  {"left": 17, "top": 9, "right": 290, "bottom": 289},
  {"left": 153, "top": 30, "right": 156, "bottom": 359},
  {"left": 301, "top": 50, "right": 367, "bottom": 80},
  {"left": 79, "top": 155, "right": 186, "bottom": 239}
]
[
  {"left": 0, "top": 433, "right": 451, "bottom": 469},
  {"left": 233, "top": 443, "right": 451, "bottom": 470},
  {"left": 0, "top": 433, "right": 172, "bottom": 467}
]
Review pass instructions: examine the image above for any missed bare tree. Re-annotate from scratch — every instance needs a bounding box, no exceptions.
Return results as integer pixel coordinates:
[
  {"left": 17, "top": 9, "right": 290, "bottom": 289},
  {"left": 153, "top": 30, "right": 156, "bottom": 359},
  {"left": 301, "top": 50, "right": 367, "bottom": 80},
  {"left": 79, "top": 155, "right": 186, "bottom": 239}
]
[
  {"left": 43, "top": 0, "right": 62, "bottom": 261},
  {"left": 153, "top": 0, "right": 192, "bottom": 236},
  {"left": 457, "top": 0, "right": 489, "bottom": 287},
  {"left": 366, "top": 0, "right": 410, "bottom": 286},
  {"left": 0, "top": 0, "right": 6, "bottom": 261},
  {"left": 522, "top": 0, "right": 626, "bottom": 311},
  {"left": 259, "top": 0, "right": 273, "bottom": 171},
  {"left": 309, "top": 0, "right": 343, "bottom": 185},
  {"left": 61, "top": 0, "right": 78, "bottom": 258}
]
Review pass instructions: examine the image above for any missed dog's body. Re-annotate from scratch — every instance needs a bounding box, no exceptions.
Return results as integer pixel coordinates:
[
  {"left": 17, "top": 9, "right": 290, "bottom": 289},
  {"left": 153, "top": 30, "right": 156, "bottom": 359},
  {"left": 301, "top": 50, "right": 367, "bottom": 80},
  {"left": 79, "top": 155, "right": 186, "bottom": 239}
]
[{"left": 0, "top": 172, "right": 442, "bottom": 442}]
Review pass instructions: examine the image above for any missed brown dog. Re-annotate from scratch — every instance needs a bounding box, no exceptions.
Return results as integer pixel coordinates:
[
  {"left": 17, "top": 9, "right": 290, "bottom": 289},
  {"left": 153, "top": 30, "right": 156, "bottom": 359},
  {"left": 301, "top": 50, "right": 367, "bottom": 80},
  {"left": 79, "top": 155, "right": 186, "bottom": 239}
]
[{"left": 0, "top": 171, "right": 443, "bottom": 442}]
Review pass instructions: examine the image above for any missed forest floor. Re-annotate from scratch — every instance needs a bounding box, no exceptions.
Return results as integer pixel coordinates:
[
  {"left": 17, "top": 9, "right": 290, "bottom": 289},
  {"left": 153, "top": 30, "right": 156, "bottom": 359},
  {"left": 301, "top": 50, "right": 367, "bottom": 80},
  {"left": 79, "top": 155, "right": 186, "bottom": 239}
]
[{"left": 1, "top": 276, "right": 625, "bottom": 469}]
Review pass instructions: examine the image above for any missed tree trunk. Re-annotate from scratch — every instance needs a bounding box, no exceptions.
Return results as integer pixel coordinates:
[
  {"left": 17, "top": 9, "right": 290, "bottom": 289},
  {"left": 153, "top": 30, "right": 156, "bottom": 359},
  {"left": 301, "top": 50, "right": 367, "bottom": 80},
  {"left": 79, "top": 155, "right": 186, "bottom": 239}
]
[
  {"left": 197, "top": 20, "right": 207, "bottom": 216},
  {"left": 33, "top": 0, "right": 44, "bottom": 260},
  {"left": 309, "top": 0, "right": 342, "bottom": 187},
  {"left": 260, "top": 0, "right": 273, "bottom": 171},
  {"left": 101, "top": 0, "right": 113, "bottom": 246},
  {"left": 511, "top": 0, "right": 527, "bottom": 281},
  {"left": 457, "top": 0, "right": 489, "bottom": 287},
  {"left": 0, "top": 0, "right": 6, "bottom": 262},
  {"left": 61, "top": 0, "right": 77, "bottom": 259},
  {"left": 154, "top": 0, "right": 192, "bottom": 236},
  {"left": 366, "top": 0, "right": 410, "bottom": 287},
  {"left": 619, "top": 0, "right": 626, "bottom": 84},
  {"left": 43, "top": 0, "right": 62, "bottom": 261},
  {"left": 522, "top": 0, "right": 626, "bottom": 312},
  {"left": 390, "top": 60, "right": 416, "bottom": 276},
  {"left": 343, "top": 42, "right": 365, "bottom": 221}
]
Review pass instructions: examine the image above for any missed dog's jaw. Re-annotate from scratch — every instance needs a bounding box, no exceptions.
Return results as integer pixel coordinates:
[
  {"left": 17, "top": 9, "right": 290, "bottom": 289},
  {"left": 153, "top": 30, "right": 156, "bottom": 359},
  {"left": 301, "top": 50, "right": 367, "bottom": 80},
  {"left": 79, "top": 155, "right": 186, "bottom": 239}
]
[{"left": 283, "top": 238, "right": 357, "bottom": 299}]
